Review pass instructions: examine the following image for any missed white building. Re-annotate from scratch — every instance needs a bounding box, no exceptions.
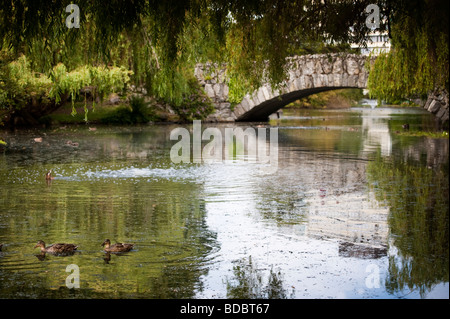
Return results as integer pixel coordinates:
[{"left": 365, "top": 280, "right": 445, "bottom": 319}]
[{"left": 351, "top": 31, "right": 391, "bottom": 55}]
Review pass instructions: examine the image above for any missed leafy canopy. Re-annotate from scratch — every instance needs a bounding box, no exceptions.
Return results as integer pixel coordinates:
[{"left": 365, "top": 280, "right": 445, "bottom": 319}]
[
  {"left": 3, "top": 0, "right": 446, "bottom": 113},
  {"left": 368, "top": 0, "right": 449, "bottom": 101},
  {"left": 1, "top": 0, "right": 381, "bottom": 103}
]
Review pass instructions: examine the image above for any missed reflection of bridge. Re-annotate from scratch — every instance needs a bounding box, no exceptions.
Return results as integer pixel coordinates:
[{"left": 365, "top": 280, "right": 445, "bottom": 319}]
[{"left": 195, "top": 53, "right": 370, "bottom": 122}]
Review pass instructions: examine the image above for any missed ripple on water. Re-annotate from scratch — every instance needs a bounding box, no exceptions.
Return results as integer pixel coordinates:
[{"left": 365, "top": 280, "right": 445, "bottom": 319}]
[{"left": 80, "top": 165, "right": 211, "bottom": 182}]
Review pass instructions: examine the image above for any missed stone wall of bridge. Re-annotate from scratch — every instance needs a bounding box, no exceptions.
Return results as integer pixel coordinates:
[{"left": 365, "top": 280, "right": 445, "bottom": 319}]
[{"left": 194, "top": 53, "right": 371, "bottom": 122}]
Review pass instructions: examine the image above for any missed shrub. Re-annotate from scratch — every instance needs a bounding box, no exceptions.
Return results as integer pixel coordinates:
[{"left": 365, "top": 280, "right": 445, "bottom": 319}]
[{"left": 100, "top": 95, "right": 155, "bottom": 124}]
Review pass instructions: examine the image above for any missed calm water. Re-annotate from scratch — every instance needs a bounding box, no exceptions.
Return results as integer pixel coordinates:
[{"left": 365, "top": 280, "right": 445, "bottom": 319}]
[{"left": 0, "top": 107, "right": 448, "bottom": 299}]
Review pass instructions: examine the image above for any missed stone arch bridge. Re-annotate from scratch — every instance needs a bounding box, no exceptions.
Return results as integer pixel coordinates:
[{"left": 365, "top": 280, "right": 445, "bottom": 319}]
[{"left": 194, "top": 53, "right": 370, "bottom": 122}]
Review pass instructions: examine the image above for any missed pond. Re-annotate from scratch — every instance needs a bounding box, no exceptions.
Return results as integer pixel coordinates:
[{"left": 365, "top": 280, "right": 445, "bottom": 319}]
[{"left": 0, "top": 106, "right": 448, "bottom": 299}]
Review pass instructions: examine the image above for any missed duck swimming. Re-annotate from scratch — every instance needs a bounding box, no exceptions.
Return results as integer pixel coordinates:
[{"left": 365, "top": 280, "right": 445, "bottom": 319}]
[
  {"left": 34, "top": 240, "right": 78, "bottom": 254},
  {"left": 102, "top": 239, "right": 134, "bottom": 253},
  {"left": 45, "top": 170, "right": 55, "bottom": 180}
]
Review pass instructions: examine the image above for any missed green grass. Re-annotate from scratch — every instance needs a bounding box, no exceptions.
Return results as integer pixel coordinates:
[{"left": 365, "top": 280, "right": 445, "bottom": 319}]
[
  {"left": 41, "top": 105, "right": 121, "bottom": 124},
  {"left": 39, "top": 98, "right": 159, "bottom": 125},
  {"left": 395, "top": 130, "right": 449, "bottom": 138}
]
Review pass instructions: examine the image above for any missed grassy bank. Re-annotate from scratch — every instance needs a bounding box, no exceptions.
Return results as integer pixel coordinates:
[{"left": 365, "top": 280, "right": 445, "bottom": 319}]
[
  {"left": 39, "top": 96, "right": 179, "bottom": 126},
  {"left": 394, "top": 130, "right": 449, "bottom": 138},
  {"left": 285, "top": 89, "right": 364, "bottom": 109}
]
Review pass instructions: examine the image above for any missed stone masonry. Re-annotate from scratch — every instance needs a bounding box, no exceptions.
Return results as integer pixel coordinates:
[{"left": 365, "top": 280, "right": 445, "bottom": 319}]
[
  {"left": 194, "top": 53, "right": 371, "bottom": 122},
  {"left": 422, "top": 89, "right": 449, "bottom": 125}
]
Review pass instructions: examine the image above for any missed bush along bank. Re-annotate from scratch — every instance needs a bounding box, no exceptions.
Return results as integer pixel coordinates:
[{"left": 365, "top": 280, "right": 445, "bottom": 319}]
[
  {"left": 1, "top": 55, "right": 132, "bottom": 127},
  {"left": 39, "top": 81, "right": 214, "bottom": 126},
  {"left": 1, "top": 55, "right": 214, "bottom": 127}
]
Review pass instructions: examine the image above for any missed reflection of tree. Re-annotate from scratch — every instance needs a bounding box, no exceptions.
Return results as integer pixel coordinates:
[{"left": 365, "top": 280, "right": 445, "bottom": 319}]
[
  {"left": 279, "top": 126, "right": 364, "bottom": 156},
  {"left": 255, "top": 187, "right": 308, "bottom": 226},
  {"left": 226, "top": 256, "right": 293, "bottom": 299},
  {"left": 0, "top": 174, "right": 216, "bottom": 298},
  {"left": 0, "top": 125, "right": 177, "bottom": 168},
  {"left": 367, "top": 152, "right": 449, "bottom": 297}
]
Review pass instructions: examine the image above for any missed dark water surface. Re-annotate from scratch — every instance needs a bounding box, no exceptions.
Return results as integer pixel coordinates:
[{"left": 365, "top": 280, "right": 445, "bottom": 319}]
[{"left": 0, "top": 107, "right": 448, "bottom": 298}]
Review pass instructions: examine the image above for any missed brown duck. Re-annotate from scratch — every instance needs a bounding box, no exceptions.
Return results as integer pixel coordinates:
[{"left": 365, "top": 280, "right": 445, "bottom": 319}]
[
  {"left": 102, "top": 239, "right": 134, "bottom": 253},
  {"left": 34, "top": 240, "right": 78, "bottom": 254},
  {"left": 45, "top": 170, "right": 55, "bottom": 180}
]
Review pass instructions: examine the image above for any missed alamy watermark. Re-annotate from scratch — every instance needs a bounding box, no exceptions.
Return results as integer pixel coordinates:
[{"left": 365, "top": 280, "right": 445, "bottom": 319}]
[
  {"left": 65, "top": 264, "right": 80, "bottom": 289},
  {"left": 365, "top": 264, "right": 381, "bottom": 289},
  {"left": 365, "top": 4, "right": 380, "bottom": 30},
  {"left": 65, "top": 4, "right": 80, "bottom": 29},
  {"left": 170, "top": 121, "right": 279, "bottom": 174}
]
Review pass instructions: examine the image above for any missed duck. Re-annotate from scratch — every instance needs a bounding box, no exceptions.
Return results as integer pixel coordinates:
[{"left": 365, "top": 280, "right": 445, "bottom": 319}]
[
  {"left": 45, "top": 170, "right": 55, "bottom": 180},
  {"left": 34, "top": 240, "right": 78, "bottom": 254},
  {"left": 65, "top": 140, "right": 79, "bottom": 147},
  {"left": 102, "top": 239, "right": 134, "bottom": 253}
]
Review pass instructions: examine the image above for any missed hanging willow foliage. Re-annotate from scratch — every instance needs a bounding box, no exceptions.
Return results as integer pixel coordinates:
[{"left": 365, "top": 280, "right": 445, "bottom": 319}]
[
  {"left": 1, "top": 0, "right": 380, "bottom": 101},
  {"left": 0, "top": 54, "right": 131, "bottom": 123},
  {"left": 368, "top": 0, "right": 449, "bottom": 102},
  {"left": 5, "top": 0, "right": 446, "bottom": 124}
]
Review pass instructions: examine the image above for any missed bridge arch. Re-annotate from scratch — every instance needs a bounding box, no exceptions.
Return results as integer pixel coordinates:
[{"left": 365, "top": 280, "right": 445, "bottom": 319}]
[
  {"left": 195, "top": 53, "right": 370, "bottom": 122},
  {"left": 235, "top": 86, "right": 361, "bottom": 122}
]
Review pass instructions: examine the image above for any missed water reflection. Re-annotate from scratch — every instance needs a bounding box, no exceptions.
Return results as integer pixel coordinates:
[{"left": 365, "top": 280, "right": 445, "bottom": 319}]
[
  {"left": 368, "top": 152, "right": 449, "bottom": 297},
  {"left": 0, "top": 165, "right": 217, "bottom": 298},
  {"left": 338, "top": 242, "right": 387, "bottom": 259},
  {"left": 226, "top": 256, "right": 294, "bottom": 299},
  {"left": 361, "top": 112, "right": 392, "bottom": 156},
  {"left": 34, "top": 250, "right": 80, "bottom": 261},
  {"left": 0, "top": 107, "right": 448, "bottom": 299}
]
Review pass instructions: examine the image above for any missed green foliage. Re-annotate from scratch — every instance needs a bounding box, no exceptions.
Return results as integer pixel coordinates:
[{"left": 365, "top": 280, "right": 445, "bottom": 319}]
[
  {"left": 287, "top": 89, "right": 364, "bottom": 109},
  {"left": 8, "top": 55, "right": 52, "bottom": 95},
  {"left": 367, "top": 39, "right": 442, "bottom": 102},
  {"left": 0, "top": 51, "right": 131, "bottom": 122},
  {"left": 1, "top": 0, "right": 379, "bottom": 110},
  {"left": 0, "top": 54, "right": 52, "bottom": 111},
  {"left": 49, "top": 64, "right": 131, "bottom": 106},
  {"left": 368, "top": 0, "right": 449, "bottom": 101},
  {"left": 49, "top": 64, "right": 90, "bottom": 107},
  {"left": 128, "top": 95, "right": 154, "bottom": 123},
  {"left": 100, "top": 107, "right": 148, "bottom": 125},
  {"left": 96, "top": 95, "right": 158, "bottom": 125},
  {"left": 3, "top": 1, "right": 446, "bottom": 125},
  {"left": 170, "top": 77, "right": 215, "bottom": 122},
  {"left": 394, "top": 130, "right": 449, "bottom": 139}
]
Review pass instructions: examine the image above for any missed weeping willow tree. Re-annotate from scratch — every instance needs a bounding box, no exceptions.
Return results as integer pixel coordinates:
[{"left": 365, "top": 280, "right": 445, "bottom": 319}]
[
  {"left": 368, "top": 0, "right": 449, "bottom": 103},
  {"left": 1, "top": 0, "right": 390, "bottom": 126},
  {"left": 206, "top": 0, "right": 377, "bottom": 103}
]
